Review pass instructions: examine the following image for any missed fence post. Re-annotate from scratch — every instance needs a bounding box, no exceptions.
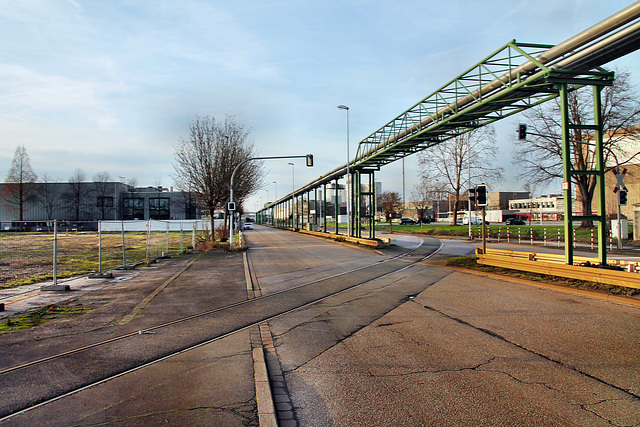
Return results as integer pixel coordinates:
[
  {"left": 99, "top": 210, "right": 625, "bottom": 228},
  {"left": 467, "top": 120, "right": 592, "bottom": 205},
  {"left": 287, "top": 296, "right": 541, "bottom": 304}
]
[
  {"left": 166, "top": 222, "right": 169, "bottom": 255},
  {"left": 146, "top": 220, "right": 151, "bottom": 260},
  {"left": 98, "top": 220, "right": 102, "bottom": 273},
  {"left": 53, "top": 220, "right": 58, "bottom": 286},
  {"left": 121, "top": 220, "right": 127, "bottom": 267},
  {"left": 180, "top": 222, "right": 184, "bottom": 253},
  {"left": 192, "top": 222, "right": 197, "bottom": 250}
]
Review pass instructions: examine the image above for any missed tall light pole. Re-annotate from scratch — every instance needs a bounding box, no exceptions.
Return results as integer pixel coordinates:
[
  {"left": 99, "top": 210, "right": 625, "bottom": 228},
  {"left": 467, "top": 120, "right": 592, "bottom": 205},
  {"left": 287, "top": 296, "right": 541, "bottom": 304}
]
[
  {"left": 273, "top": 181, "right": 277, "bottom": 200},
  {"left": 288, "top": 162, "right": 295, "bottom": 193},
  {"left": 337, "top": 104, "right": 350, "bottom": 236}
]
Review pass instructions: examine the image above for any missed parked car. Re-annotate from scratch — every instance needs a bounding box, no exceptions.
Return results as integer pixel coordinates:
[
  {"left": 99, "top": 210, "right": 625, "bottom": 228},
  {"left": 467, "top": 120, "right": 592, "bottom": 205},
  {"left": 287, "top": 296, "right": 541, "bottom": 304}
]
[
  {"left": 506, "top": 218, "right": 526, "bottom": 225},
  {"left": 399, "top": 218, "right": 417, "bottom": 225},
  {"left": 462, "top": 217, "right": 484, "bottom": 225},
  {"left": 242, "top": 222, "right": 254, "bottom": 230}
]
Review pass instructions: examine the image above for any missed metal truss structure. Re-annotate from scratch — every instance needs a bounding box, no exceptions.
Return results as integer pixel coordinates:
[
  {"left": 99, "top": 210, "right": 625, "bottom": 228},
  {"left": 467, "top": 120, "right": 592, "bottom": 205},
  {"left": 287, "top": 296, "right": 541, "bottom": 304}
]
[{"left": 257, "top": 2, "right": 640, "bottom": 265}]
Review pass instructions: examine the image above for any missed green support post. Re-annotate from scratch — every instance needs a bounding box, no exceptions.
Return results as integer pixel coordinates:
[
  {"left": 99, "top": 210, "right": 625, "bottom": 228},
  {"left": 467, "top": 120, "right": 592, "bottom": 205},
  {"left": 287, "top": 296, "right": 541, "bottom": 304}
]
[
  {"left": 335, "top": 178, "right": 339, "bottom": 235},
  {"left": 593, "top": 85, "right": 607, "bottom": 265},
  {"left": 560, "top": 83, "right": 574, "bottom": 265}
]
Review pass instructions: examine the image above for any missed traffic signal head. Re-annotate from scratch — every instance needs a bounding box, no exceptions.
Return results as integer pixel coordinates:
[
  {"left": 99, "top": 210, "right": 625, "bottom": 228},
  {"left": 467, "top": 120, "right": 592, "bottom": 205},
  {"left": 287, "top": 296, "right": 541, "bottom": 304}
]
[
  {"left": 306, "top": 154, "right": 314, "bottom": 167},
  {"left": 476, "top": 184, "right": 488, "bottom": 206},
  {"left": 619, "top": 189, "right": 628, "bottom": 206},
  {"left": 468, "top": 187, "right": 476, "bottom": 202},
  {"left": 518, "top": 123, "right": 527, "bottom": 141}
]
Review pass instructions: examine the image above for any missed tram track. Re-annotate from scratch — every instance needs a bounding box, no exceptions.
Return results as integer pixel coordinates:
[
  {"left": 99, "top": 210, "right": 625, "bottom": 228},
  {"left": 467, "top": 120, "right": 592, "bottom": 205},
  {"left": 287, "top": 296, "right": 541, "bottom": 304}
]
[{"left": 0, "top": 236, "right": 440, "bottom": 421}]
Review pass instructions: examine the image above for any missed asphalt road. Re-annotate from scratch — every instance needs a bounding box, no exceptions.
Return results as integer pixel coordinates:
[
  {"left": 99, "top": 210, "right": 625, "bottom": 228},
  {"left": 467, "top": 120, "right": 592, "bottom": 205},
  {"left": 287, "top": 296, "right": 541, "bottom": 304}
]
[
  {"left": 247, "top": 228, "right": 640, "bottom": 426},
  {"left": 1, "top": 225, "right": 639, "bottom": 426}
]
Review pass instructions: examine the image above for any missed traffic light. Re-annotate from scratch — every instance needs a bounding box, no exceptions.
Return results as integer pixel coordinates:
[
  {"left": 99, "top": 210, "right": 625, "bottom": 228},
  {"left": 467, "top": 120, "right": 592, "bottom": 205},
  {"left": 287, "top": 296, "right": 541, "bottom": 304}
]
[
  {"left": 476, "top": 184, "right": 488, "bottom": 206},
  {"left": 468, "top": 187, "right": 476, "bottom": 203},
  {"left": 306, "top": 154, "right": 314, "bottom": 167},
  {"left": 227, "top": 202, "right": 236, "bottom": 211},
  {"left": 619, "top": 189, "right": 628, "bottom": 206},
  {"left": 518, "top": 123, "right": 527, "bottom": 140}
]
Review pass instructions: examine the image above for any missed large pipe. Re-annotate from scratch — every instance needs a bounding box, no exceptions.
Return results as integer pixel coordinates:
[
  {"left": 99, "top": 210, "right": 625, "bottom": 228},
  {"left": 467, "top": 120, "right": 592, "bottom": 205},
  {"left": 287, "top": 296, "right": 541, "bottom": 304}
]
[
  {"left": 267, "top": 2, "right": 640, "bottom": 207},
  {"left": 356, "top": 1, "right": 640, "bottom": 160}
]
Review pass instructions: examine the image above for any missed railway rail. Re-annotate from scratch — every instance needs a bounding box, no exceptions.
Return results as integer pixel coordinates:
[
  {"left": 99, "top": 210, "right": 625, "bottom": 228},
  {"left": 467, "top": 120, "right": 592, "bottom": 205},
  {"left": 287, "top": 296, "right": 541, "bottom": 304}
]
[{"left": 0, "top": 236, "right": 441, "bottom": 422}]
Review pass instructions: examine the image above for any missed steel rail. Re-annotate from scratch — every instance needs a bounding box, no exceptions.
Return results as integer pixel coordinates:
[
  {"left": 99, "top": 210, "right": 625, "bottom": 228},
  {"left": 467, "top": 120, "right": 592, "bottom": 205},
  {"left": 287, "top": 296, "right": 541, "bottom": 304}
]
[
  {"left": 0, "top": 236, "right": 427, "bottom": 378},
  {"left": 0, "top": 236, "right": 440, "bottom": 422}
]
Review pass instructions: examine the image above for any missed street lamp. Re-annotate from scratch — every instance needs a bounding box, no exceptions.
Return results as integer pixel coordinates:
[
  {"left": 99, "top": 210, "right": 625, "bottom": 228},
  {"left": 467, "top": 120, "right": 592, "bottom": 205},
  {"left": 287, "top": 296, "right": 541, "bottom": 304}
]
[
  {"left": 288, "top": 162, "right": 295, "bottom": 193},
  {"left": 337, "top": 104, "right": 350, "bottom": 236},
  {"left": 273, "top": 181, "right": 277, "bottom": 200}
]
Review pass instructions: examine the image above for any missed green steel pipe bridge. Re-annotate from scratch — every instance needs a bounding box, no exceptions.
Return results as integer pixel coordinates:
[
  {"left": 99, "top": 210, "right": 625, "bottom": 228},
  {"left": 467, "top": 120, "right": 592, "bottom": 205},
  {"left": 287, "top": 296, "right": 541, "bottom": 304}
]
[{"left": 257, "top": 2, "right": 640, "bottom": 265}]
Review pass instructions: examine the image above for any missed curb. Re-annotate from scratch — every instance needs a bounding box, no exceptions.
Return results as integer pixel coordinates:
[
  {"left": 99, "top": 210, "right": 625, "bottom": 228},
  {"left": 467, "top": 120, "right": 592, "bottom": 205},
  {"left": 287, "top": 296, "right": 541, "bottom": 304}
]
[{"left": 445, "top": 265, "right": 640, "bottom": 307}]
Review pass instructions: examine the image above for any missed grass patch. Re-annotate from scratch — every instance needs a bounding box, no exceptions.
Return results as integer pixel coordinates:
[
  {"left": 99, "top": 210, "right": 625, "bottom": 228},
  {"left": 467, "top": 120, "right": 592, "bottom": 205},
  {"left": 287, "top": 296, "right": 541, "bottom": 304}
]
[
  {"left": 447, "top": 256, "right": 639, "bottom": 297},
  {"left": 0, "top": 304, "right": 90, "bottom": 333}
]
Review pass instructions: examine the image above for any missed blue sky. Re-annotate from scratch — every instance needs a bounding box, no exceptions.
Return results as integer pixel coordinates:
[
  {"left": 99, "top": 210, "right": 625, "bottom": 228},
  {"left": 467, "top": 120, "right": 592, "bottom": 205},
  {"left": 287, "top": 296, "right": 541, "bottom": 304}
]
[{"left": 1, "top": 0, "right": 639, "bottom": 211}]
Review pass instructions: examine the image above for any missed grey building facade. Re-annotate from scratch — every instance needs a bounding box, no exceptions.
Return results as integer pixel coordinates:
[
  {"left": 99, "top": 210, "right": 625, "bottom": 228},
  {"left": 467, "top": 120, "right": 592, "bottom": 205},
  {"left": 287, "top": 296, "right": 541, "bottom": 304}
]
[{"left": 0, "top": 182, "right": 199, "bottom": 228}]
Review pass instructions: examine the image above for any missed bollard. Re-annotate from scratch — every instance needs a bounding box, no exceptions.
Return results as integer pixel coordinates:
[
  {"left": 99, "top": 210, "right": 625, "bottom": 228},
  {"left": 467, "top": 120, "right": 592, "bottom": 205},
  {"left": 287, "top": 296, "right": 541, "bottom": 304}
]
[
  {"left": 507, "top": 226, "right": 510, "bottom": 243},
  {"left": 530, "top": 228, "right": 533, "bottom": 245},
  {"left": 498, "top": 226, "right": 501, "bottom": 243},
  {"left": 558, "top": 229, "right": 561, "bottom": 248},
  {"left": 609, "top": 230, "right": 613, "bottom": 251},
  {"left": 573, "top": 229, "right": 576, "bottom": 249},
  {"left": 590, "top": 229, "right": 594, "bottom": 250},
  {"left": 544, "top": 228, "right": 547, "bottom": 246},
  {"left": 518, "top": 227, "right": 521, "bottom": 244}
]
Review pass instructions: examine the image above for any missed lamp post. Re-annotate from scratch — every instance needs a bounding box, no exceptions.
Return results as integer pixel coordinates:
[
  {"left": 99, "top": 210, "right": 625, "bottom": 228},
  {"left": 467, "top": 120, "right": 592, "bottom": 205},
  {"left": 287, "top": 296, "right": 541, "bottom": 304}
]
[
  {"left": 288, "top": 163, "right": 295, "bottom": 193},
  {"left": 337, "top": 104, "right": 350, "bottom": 236},
  {"left": 273, "top": 181, "right": 277, "bottom": 200}
]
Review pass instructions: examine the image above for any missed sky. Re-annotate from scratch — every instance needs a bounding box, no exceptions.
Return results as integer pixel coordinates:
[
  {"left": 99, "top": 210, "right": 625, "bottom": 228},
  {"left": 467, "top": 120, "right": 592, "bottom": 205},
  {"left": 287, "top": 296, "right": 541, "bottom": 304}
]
[{"left": 1, "top": 0, "right": 639, "bottom": 212}]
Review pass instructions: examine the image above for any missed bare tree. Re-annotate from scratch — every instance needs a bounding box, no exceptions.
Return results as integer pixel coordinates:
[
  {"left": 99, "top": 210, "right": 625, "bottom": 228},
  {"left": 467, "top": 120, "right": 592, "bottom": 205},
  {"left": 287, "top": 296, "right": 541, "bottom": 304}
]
[
  {"left": 418, "top": 126, "right": 503, "bottom": 225},
  {"left": 2, "top": 145, "right": 38, "bottom": 220},
  {"left": 514, "top": 69, "right": 640, "bottom": 227},
  {"left": 411, "top": 178, "right": 447, "bottom": 224},
  {"left": 93, "top": 171, "right": 114, "bottom": 220},
  {"left": 37, "top": 173, "right": 63, "bottom": 220},
  {"left": 173, "top": 115, "right": 265, "bottom": 236},
  {"left": 378, "top": 191, "right": 402, "bottom": 232},
  {"left": 63, "top": 169, "right": 91, "bottom": 221}
]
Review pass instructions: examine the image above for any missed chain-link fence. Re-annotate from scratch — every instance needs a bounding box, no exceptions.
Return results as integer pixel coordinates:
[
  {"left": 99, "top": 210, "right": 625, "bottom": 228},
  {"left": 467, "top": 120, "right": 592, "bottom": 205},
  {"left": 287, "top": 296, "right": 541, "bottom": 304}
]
[{"left": 0, "top": 220, "right": 211, "bottom": 289}]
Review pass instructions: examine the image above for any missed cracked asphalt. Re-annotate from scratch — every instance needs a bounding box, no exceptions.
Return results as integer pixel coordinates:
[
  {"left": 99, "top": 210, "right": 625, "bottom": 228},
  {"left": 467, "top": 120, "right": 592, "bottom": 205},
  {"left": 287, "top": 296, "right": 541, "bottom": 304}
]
[{"left": 245, "top": 229, "right": 640, "bottom": 426}]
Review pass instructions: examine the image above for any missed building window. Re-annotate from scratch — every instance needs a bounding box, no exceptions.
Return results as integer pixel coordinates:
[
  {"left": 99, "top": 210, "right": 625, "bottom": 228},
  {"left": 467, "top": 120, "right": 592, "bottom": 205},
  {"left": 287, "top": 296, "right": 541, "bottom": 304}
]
[
  {"left": 149, "top": 198, "right": 170, "bottom": 220},
  {"left": 123, "top": 198, "right": 145, "bottom": 220},
  {"left": 97, "top": 196, "right": 114, "bottom": 208}
]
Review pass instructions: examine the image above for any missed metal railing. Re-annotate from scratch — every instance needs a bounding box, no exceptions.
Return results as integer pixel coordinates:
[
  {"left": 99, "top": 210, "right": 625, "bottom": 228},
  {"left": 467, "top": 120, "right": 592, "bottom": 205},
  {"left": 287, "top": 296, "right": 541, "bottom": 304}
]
[{"left": 0, "top": 220, "right": 212, "bottom": 289}]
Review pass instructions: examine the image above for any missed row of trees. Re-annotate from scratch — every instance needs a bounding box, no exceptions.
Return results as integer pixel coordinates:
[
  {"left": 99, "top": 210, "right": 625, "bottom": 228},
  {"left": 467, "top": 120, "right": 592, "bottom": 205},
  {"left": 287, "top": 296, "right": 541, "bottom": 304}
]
[
  {"left": 411, "top": 68, "right": 640, "bottom": 226},
  {"left": 1, "top": 148, "right": 140, "bottom": 221}
]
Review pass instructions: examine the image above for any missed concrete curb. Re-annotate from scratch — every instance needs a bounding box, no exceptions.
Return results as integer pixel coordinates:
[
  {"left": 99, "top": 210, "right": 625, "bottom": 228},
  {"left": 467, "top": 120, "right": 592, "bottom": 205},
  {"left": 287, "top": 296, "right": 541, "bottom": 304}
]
[
  {"left": 446, "top": 265, "right": 640, "bottom": 307},
  {"left": 244, "top": 251, "right": 278, "bottom": 427}
]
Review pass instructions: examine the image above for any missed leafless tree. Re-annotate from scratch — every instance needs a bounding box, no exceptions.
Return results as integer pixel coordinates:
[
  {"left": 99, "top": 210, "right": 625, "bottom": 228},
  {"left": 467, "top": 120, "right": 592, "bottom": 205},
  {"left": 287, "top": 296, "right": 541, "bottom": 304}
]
[
  {"left": 173, "top": 115, "right": 264, "bottom": 236},
  {"left": 2, "top": 145, "right": 38, "bottom": 220},
  {"left": 37, "top": 173, "right": 63, "bottom": 220},
  {"left": 418, "top": 126, "right": 503, "bottom": 225},
  {"left": 93, "top": 171, "right": 114, "bottom": 220},
  {"left": 514, "top": 69, "right": 640, "bottom": 227},
  {"left": 411, "top": 178, "right": 447, "bottom": 224},
  {"left": 378, "top": 191, "right": 402, "bottom": 232},
  {"left": 63, "top": 169, "right": 91, "bottom": 221}
]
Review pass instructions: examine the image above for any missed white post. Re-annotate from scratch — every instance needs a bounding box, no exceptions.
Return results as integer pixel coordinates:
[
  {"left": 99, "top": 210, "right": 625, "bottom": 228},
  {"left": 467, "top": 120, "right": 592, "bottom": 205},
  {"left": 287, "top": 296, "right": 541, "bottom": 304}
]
[{"left": 53, "top": 220, "right": 58, "bottom": 286}]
